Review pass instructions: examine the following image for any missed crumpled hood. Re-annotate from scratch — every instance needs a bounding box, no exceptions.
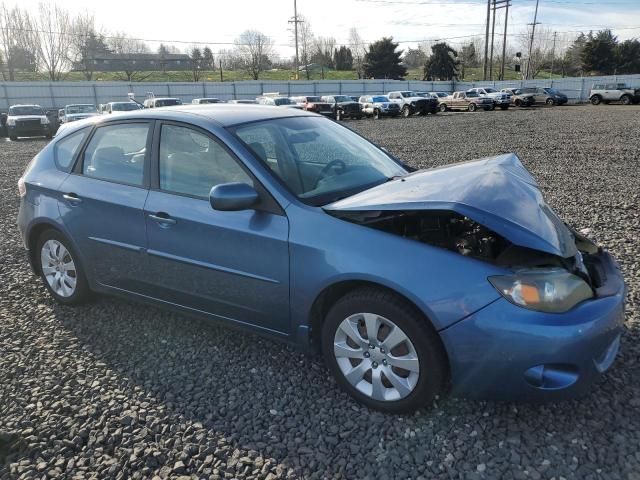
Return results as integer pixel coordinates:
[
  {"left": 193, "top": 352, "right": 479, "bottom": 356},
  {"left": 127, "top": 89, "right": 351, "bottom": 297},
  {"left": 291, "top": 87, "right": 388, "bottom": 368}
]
[{"left": 325, "top": 153, "right": 578, "bottom": 258}]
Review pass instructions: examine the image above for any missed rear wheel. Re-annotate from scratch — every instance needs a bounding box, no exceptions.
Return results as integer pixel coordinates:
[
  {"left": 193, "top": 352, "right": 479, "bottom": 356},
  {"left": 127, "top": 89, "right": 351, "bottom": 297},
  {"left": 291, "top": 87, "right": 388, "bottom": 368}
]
[
  {"left": 321, "top": 288, "right": 447, "bottom": 413},
  {"left": 401, "top": 106, "right": 411, "bottom": 117},
  {"left": 36, "top": 229, "right": 90, "bottom": 305},
  {"left": 514, "top": 99, "right": 522, "bottom": 107},
  {"left": 9, "top": 135, "right": 17, "bottom": 141},
  {"left": 439, "top": 103, "right": 448, "bottom": 112},
  {"left": 590, "top": 95, "right": 602, "bottom": 105},
  {"left": 546, "top": 98, "right": 555, "bottom": 106},
  {"left": 468, "top": 103, "right": 477, "bottom": 112},
  {"left": 335, "top": 110, "right": 342, "bottom": 121},
  {"left": 373, "top": 109, "right": 380, "bottom": 120},
  {"left": 620, "top": 95, "right": 632, "bottom": 105}
]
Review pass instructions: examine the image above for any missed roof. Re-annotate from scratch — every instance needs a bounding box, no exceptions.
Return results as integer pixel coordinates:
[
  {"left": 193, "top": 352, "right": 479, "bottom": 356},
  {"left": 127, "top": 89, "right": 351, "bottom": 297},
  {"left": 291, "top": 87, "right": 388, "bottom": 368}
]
[
  {"left": 91, "top": 53, "right": 191, "bottom": 61},
  {"left": 70, "top": 104, "right": 318, "bottom": 128}
]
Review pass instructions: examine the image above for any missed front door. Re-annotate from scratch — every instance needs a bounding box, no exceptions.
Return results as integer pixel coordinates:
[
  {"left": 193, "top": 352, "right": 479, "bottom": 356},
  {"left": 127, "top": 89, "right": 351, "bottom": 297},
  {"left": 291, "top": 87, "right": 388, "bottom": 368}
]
[
  {"left": 142, "top": 122, "right": 290, "bottom": 334},
  {"left": 59, "top": 121, "right": 152, "bottom": 291}
]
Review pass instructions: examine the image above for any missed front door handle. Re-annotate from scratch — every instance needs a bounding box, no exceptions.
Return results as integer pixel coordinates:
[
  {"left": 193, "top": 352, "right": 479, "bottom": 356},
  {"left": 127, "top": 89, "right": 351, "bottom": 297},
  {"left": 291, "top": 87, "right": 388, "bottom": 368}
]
[
  {"left": 62, "top": 193, "right": 82, "bottom": 204},
  {"left": 149, "top": 212, "right": 177, "bottom": 226}
]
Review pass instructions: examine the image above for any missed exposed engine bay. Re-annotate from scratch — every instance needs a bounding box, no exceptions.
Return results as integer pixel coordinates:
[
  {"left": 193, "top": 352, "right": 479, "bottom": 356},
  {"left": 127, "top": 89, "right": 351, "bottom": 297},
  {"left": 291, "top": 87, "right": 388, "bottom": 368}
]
[{"left": 328, "top": 209, "right": 605, "bottom": 289}]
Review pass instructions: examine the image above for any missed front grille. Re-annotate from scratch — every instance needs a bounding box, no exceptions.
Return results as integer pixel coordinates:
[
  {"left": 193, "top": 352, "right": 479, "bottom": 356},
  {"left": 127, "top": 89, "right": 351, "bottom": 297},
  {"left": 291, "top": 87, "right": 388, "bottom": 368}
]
[{"left": 17, "top": 119, "right": 41, "bottom": 128}]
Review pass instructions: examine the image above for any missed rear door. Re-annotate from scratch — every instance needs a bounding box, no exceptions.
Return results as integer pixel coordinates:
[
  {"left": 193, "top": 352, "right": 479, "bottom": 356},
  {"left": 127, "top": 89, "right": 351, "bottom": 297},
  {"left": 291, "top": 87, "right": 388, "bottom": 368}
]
[
  {"left": 59, "top": 120, "right": 152, "bottom": 291},
  {"left": 141, "top": 122, "right": 290, "bottom": 334}
]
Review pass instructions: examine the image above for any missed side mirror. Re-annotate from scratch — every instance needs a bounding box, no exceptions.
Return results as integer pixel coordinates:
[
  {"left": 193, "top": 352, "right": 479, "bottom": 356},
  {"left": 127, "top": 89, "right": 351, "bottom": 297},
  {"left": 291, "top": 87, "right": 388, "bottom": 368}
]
[{"left": 210, "top": 183, "right": 259, "bottom": 211}]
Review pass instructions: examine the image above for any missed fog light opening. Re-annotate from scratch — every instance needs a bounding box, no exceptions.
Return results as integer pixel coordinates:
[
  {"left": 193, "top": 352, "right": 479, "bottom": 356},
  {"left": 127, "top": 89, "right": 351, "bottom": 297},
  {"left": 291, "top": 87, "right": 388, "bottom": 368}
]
[{"left": 524, "top": 364, "right": 579, "bottom": 390}]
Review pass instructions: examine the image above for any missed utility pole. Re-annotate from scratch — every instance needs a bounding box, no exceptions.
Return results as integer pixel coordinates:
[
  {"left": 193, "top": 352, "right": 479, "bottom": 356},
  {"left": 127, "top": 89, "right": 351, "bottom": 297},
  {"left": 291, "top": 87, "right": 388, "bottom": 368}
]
[
  {"left": 550, "top": 31, "right": 557, "bottom": 77},
  {"left": 288, "top": 0, "right": 301, "bottom": 80},
  {"left": 525, "top": 0, "right": 540, "bottom": 80},
  {"left": 219, "top": 58, "right": 223, "bottom": 82},
  {"left": 489, "top": 0, "right": 497, "bottom": 80},
  {"left": 483, "top": 0, "right": 491, "bottom": 80},
  {"left": 500, "top": 0, "right": 510, "bottom": 80}
]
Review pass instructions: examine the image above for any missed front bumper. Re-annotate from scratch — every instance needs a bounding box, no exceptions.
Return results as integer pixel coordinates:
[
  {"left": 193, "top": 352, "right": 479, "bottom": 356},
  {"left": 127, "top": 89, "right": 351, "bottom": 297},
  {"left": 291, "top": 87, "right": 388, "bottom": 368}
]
[
  {"left": 8, "top": 124, "right": 51, "bottom": 138},
  {"left": 440, "top": 251, "right": 625, "bottom": 401}
]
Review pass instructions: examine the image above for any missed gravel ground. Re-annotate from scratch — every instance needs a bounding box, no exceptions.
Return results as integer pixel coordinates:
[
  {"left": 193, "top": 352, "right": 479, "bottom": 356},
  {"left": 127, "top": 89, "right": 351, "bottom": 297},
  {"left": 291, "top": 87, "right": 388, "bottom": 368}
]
[{"left": 1, "top": 105, "right": 639, "bottom": 480}]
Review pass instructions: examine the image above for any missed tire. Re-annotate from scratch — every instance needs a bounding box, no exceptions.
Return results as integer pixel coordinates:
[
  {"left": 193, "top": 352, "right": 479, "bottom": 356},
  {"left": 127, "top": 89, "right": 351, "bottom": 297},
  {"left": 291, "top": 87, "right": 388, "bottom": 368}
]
[
  {"left": 514, "top": 99, "right": 522, "bottom": 107},
  {"left": 321, "top": 287, "right": 447, "bottom": 414},
  {"left": 401, "top": 105, "right": 411, "bottom": 117},
  {"left": 468, "top": 103, "right": 477, "bottom": 112},
  {"left": 10, "top": 135, "right": 17, "bottom": 141},
  {"left": 373, "top": 109, "right": 380, "bottom": 120},
  {"left": 489, "top": 104, "right": 496, "bottom": 111},
  {"left": 500, "top": 105, "right": 508, "bottom": 110},
  {"left": 36, "top": 229, "right": 90, "bottom": 305},
  {"left": 335, "top": 110, "right": 342, "bottom": 121},
  {"left": 620, "top": 95, "right": 632, "bottom": 106},
  {"left": 590, "top": 95, "right": 602, "bottom": 105},
  {"left": 355, "top": 115, "right": 363, "bottom": 120},
  {"left": 439, "top": 103, "right": 448, "bottom": 112},
  {"left": 45, "top": 134, "right": 52, "bottom": 139},
  {"left": 546, "top": 98, "right": 555, "bottom": 106}
]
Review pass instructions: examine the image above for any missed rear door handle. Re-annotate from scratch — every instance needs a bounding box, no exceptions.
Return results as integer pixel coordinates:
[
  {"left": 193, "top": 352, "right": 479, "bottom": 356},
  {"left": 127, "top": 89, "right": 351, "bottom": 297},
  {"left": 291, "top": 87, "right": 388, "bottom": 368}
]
[
  {"left": 62, "top": 193, "right": 82, "bottom": 204},
  {"left": 149, "top": 212, "right": 177, "bottom": 226}
]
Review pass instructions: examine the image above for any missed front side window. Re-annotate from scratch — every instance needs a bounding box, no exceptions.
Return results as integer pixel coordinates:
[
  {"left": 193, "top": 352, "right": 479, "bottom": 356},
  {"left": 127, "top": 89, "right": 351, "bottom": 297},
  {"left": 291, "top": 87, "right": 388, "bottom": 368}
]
[
  {"left": 82, "top": 123, "right": 149, "bottom": 186},
  {"left": 232, "top": 117, "right": 405, "bottom": 206},
  {"left": 159, "top": 124, "right": 252, "bottom": 199},
  {"left": 55, "top": 128, "right": 88, "bottom": 170}
]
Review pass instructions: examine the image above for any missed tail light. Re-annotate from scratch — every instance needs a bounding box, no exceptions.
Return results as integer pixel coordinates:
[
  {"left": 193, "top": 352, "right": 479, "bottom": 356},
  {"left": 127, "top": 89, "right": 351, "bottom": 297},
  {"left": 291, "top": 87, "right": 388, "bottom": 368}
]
[{"left": 18, "top": 176, "right": 26, "bottom": 197}]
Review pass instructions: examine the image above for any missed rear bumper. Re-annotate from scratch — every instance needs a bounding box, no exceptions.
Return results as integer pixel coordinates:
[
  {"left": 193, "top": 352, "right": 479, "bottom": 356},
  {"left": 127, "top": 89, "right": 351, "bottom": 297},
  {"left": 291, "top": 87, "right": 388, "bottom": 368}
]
[{"left": 440, "top": 251, "right": 625, "bottom": 401}]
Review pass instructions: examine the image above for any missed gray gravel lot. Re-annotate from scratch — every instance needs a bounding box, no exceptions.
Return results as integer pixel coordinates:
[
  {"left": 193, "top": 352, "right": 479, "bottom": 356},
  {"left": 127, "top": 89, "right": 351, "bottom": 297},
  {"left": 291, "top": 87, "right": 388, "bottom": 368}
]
[{"left": 1, "top": 105, "right": 639, "bottom": 480}]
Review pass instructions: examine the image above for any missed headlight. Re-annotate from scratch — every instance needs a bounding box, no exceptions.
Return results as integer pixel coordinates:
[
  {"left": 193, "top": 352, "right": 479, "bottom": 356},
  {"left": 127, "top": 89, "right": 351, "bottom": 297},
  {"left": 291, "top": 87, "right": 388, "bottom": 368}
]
[
  {"left": 41, "top": 117, "right": 50, "bottom": 125},
  {"left": 489, "top": 268, "right": 593, "bottom": 313},
  {"left": 7, "top": 117, "right": 16, "bottom": 126}
]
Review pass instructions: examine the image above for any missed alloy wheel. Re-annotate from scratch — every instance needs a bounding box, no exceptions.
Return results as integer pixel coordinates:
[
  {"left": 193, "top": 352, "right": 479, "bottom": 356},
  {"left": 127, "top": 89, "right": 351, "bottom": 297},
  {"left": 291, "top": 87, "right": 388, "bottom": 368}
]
[
  {"left": 333, "top": 313, "right": 420, "bottom": 402},
  {"left": 40, "top": 239, "right": 77, "bottom": 297}
]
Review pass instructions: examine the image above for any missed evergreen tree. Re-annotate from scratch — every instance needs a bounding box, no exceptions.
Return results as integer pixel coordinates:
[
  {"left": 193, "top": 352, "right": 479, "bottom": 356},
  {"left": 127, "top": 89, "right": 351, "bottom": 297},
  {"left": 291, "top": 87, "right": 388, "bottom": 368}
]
[
  {"left": 581, "top": 30, "right": 618, "bottom": 75},
  {"left": 334, "top": 46, "right": 353, "bottom": 70},
  {"left": 363, "top": 37, "right": 407, "bottom": 79},
  {"left": 615, "top": 39, "right": 640, "bottom": 75},
  {"left": 190, "top": 47, "right": 203, "bottom": 81},
  {"left": 203, "top": 46, "right": 214, "bottom": 70},
  {"left": 423, "top": 42, "right": 459, "bottom": 80}
]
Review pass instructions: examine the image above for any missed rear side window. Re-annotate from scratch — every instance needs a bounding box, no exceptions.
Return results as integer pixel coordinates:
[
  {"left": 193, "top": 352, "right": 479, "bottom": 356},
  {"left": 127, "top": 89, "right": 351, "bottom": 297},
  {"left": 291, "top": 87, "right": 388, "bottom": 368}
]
[
  {"left": 54, "top": 128, "right": 88, "bottom": 171},
  {"left": 82, "top": 123, "right": 149, "bottom": 186},
  {"left": 159, "top": 124, "right": 252, "bottom": 199}
]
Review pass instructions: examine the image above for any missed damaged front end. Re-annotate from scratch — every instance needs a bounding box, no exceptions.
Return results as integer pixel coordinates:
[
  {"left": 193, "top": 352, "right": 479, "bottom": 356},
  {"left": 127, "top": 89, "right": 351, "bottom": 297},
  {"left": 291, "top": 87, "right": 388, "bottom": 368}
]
[{"left": 325, "top": 154, "right": 618, "bottom": 313}]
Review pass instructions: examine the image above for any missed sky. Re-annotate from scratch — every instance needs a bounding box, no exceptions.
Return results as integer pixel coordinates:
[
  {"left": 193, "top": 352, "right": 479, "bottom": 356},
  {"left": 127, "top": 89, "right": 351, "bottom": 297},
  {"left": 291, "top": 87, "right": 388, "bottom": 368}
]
[{"left": 8, "top": 0, "right": 640, "bottom": 57}]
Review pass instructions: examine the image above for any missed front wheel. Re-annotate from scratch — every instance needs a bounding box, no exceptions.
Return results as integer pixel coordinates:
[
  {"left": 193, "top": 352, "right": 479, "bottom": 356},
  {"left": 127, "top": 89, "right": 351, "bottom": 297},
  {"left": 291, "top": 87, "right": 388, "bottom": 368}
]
[
  {"left": 590, "top": 95, "right": 602, "bottom": 105},
  {"left": 546, "top": 98, "right": 555, "bottom": 106},
  {"left": 514, "top": 99, "right": 522, "bottom": 107},
  {"left": 439, "top": 103, "right": 448, "bottom": 112},
  {"left": 373, "top": 109, "right": 380, "bottom": 120},
  {"left": 620, "top": 95, "right": 632, "bottom": 105},
  {"left": 321, "top": 288, "right": 447, "bottom": 413},
  {"left": 9, "top": 135, "right": 17, "bottom": 141},
  {"left": 335, "top": 110, "right": 342, "bottom": 121},
  {"left": 401, "top": 106, "right": 411, "bottom": 117},
  {"left": 468, "top": 103, "right": 477, "bottom": 112},
  {"left": 36, "top": 229, "right": 90, "bottom": 305}
]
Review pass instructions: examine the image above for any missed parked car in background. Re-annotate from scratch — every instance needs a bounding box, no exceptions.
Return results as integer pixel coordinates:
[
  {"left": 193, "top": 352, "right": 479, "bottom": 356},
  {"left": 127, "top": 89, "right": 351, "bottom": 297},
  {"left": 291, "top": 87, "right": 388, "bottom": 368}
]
[
  {"left": 59, "top": 104, "right": 100, "bottom": 124},
  {"left": 6, "top": 104, "right": 52, "bottom": 140},
  {"left": 388, "top": 91, "right": 439, "bottom": 116},
  {"left": 359, "top": 95, "right": 401, "bottom": 119},
  {"left": 143, "top": 97, "right": 182, "bottom": 108},
  {"left": 192, "top": 98, "right": 223, "bottom": 104},
  {"left": 228, "top": 99, "right": 258, "bottom": 104},
  {"left": 349, "top": 96, "right": 360, "bottom": 102},
  {"left": 320, "top": 95, "right": 363, "bottom": 120},
  {"left": 500, "top": 88, "right": 535, "bottom": 107},
  {"left": 256, "top": 96, "right": 302, "bottom": 108},
  {"left": 429, "top": 92, "right": 450, "bottom": 99},
  {"left": 291, "top": 96, "right": 334, "bottom": 116},
  {"left": 589, "top": 83, "right": 640, "bottom": 105},
  {"left": 467, "top": 87, "right": 511, "bottom": 110},
  {"left": 17, "top": 105, "right": 625, "bottom": 414},
  {"left": 103, "top": 102, "right": 144, "bottom": 114},
  {"left": 521, "top": 87, "right": 568, "bottom": 106},
  {"left": 439, "top": 91, "right": 494, "bottom": 112}
]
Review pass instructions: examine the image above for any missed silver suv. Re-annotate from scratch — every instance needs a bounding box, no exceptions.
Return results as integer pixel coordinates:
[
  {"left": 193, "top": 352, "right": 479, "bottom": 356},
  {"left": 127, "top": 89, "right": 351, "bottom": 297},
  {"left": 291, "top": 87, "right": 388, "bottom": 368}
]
[{"left": 589, "top": 83, "right": 640, "bottom": 105}]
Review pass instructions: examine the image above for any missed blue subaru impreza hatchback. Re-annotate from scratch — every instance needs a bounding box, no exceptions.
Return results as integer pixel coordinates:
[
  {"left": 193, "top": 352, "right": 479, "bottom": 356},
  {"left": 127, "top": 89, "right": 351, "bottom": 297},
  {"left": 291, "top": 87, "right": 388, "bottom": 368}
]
[{"left": 17, "top": 105, "right": 625, "bottom": 413}]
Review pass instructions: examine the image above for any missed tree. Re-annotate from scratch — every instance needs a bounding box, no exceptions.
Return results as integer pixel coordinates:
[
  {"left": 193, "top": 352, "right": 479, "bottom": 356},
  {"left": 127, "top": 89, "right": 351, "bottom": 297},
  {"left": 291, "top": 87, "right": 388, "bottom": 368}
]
[
  {"left": 202, "top": 46, "right": 214, "bottom": 70},
  {"left": 190, "top": 47, "right": 203, "bottom": 81},
  {"left": 348, "top": 28, "right": 366, "bottom": 79},
  {"left": 616, "top": 39, "right": 640, "bottom": 75},
  {"left": 334, "top": 46, "right": 353, "bottom": 70},
  {"left": 107, "top": 32, "right": 150, "bottom": 81},
  {"left": 311, "top": 36, "right": 336, "bottom": 70},
  {"left": 234, "top": 30, "right": 273, "bottom": 80},
  {"left": 402, "top": 47, "right": 428, "bottom": 69},
  {"left": 0, "top": 4, "right": 36, "bottom": 81},
  {"left": 32, "top": 2, "right": 72, "bottom": 80},
  {"left": 460, "top": 42, "right": 478, "bottom": 68},
  {"left": 423, "top": 42, "right": 459, "bottom": 80},
  {"left": 363, "top": 37, "right": 406, "bottom": 79},
  {"left": 69, "top": 13, "right": 110, "bottom": 80},
  {"left": 561, "top": 33, "right": 587, "bottom": 77},
  {"left": 298, "top": 16, "right": 314, "bottom": 79},
  {"left": 582, "top": 30, "right": 618, "bottom": 75}
]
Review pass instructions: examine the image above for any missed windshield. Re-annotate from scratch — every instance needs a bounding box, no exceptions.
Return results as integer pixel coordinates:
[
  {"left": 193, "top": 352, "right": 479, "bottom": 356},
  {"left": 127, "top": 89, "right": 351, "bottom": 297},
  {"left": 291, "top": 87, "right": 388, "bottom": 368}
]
[
  {"left": 9, "top": 106, "right": 45, "bottom": 116},
  {"left": 400, "top": 91, "right": 415, "bottom": 97},
  {"left": 199, "top": 98, "right": 220, "bottom": 104},
  {"left": 306, "top": 96, "right": 321, "bottom": 102},
  {"left": 231, "top": 117, "right": 406, "bottom": 206},
  {"left": 544, "top": 88, "right": 559, "bottom": 94},
  {"left": 466, "top": 92, "right": 479, "bottom": 97},
  {"left": 484, "top": 88, "right": 497, "bottom": 93},
  {"left": 372, "top": 96, "right": 389, "bottom": 102},
  {"left": 66, "top": 105, "right": 97, "bottom": 114},
  {"left": 112, "top": 102, "right": 142, "bottom": 111},
  {"left": 333, "top": 95, "right": 351, "bottom": 102},
  {"left": 273, "top": 98, "right": 294, "bottom": 106},
  {"left": 156, "top": 99, "right": 181, "bottom": 107}
]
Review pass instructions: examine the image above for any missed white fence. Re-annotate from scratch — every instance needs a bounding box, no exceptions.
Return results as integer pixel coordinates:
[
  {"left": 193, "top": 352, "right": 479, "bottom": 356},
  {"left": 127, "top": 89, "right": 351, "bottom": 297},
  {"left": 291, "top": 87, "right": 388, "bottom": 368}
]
[{"left": 2, "top": 75, "right": 640, "bottom": 110}]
